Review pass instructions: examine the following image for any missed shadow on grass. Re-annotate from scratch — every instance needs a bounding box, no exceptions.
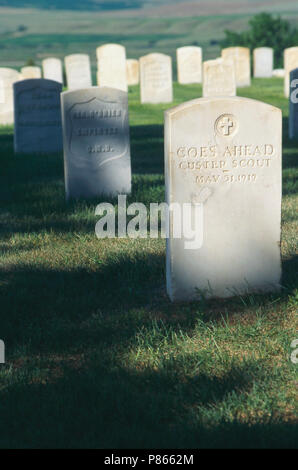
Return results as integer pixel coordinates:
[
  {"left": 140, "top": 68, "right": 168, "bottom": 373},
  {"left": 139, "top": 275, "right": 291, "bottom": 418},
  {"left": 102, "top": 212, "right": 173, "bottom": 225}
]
[
  {"left": 0, "top": 252, "right": 297, "bottom": 351},
  {"left": 0, "top": 359, "right": 296, "bottom": 449}
]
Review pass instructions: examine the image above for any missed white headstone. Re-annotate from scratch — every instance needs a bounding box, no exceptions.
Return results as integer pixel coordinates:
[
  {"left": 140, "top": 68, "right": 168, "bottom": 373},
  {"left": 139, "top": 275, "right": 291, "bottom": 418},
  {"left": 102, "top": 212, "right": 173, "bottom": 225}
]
[
  {"left": 0, "top": 68, "right": 21, "bottom": 125},
  {"left": 203, "top": 59, "right": 236, "bottom": 97},
  {"left": 14, "top": 79, "right": 63, "bottom": 154},
  {"left": 273, "top": 69, "right": 285, "bottom": 78},
  {"left": 165, "top": 96, "right": 282, "bottom": 301},
  {"left": 221, "top": 47, "right": 251, "bottom": 87},
  {"left": 61, "top": 87, "right": 131, "bottom": 200},
  {"left": 65, "top": 54, "right": 92, "bottom": 90},
  {"left": 177, "top": 46, "right": 202, "bottom": 84},
  {"left": 42, "top": 58, "right": 63, "bottom": 84},
  {"left": 126, "top": 59, "right": 139, "bottom": 86},
  {"left": 21, "top": 66, "right": 42, "bottom": 80},
  {"left": 284, "top": 47, "right": 298, "bottom": 97},
  {"left": 140, "top": 53, "right": 173, "bottom": 104},
  {"left": 97, "top": 44, "right": 127, "bottom": 92},
  {"left": 253, "top": 47, "right": 273, "bottom": 78}
]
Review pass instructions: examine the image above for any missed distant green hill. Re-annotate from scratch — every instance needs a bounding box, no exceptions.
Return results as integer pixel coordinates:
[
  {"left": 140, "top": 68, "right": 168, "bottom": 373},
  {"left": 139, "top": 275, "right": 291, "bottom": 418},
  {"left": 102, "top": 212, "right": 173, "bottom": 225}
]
[{"left": 0, "top": 0, "right": 146, "bottom": 10}]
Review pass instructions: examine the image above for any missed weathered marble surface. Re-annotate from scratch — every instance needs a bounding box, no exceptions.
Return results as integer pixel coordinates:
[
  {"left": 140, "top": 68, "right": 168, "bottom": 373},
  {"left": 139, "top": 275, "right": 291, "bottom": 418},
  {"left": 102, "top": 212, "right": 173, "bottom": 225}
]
[
  {"left": 253, "top": 47, "right": 273, "bottom": 78},
  {"left": 203, "top": 59, "right": 236, "bottom": 97},
  {"left": 0, "top": 68, "right": 21, "bottom": 125},
  {"left": 165, "top": 96, "right": 282, "bottom": 301},
  {"left": 97, "top": 44, "right": 127, "bottom": 92},
  {"left": 61, "top": 87, "right": 131, "bottom": 200},
  {"left": 126, "top": 59, "right": 139, "bottom": 86},
  {"left": 221, "top": 47, "right": 251, "bottom": 87},
  {"left": 14, "top": 79, "right": 63, "bottom": 154},
  {"left": 21, "top": 66, "right": 42, "bottom": 80},
  {"left": 140, "top": 53, "right": 173, "bottom": 104},
  {"left": 65, "top": 54, "right": 92, "bottom": 90},
  {"left": 42, "top": 58, "right": 63, "bottom": 84},
  {"left": 177, "top": 46, "right": 202, "bottom": 84}
]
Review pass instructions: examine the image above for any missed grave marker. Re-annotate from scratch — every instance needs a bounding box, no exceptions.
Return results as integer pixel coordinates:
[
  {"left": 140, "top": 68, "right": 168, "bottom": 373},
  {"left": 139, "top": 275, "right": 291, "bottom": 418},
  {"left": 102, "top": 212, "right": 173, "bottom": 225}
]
[
  {"left": 65, "top": 54, "right": 92, "bottom": 90},
  {"left": 165, "top": 96, "right": 282, "bottom": 301},
  {"left": 203, "top": 59, "right": 236, "bottom": 97},
  {"left": 177, "top": 46, "right": 202, "bottom": 84},
  {"left": 14, "top": 79, "right": 63, "bottom": 154},
  {"left": 253, "top": 47, "right": 273, "bottom": 78},
  {"left": 221, "top": 47, "right": 251, "bottom": 87},
  {"left": 126, "top": 59, "right": 139, "bottom": 86},
  {"left": 0, "top": 68, "right": 21, "bottom": 125},
  {"left": 42, "top": 58, "right": 63, "bottom": 84},
  {"left": 21, "top": 66, "right": 42, "bottom": 80},
  {"left": 140, "top": 53, "right": 173, "bottom": 104},
  {"left": 61, "top": 87, "right": 131, "bottom": 200},
  {"left": 97, "top": 44, "right": 127, "bottom": 92}
]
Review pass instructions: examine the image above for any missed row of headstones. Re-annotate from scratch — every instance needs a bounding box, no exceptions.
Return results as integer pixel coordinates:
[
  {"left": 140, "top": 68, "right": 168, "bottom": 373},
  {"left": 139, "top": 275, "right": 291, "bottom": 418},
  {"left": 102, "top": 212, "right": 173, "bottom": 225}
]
[
  {"left": 12, "top": 78, "right": 283, "bottom": 301},
  {"left": 1, "top": 44, "right": 297, "bottom": 116},
  {"left": 9, "top": 59, "right": 298, "bottom": 156},
  {"left": 15, "top": 46, "right": 295, "bottom": 88}
]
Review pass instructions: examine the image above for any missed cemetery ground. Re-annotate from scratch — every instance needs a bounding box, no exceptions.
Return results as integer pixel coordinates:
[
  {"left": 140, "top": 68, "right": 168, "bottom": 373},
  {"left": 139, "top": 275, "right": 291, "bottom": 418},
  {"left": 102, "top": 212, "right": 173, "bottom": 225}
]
[{"left": 0, "top": 78, "right": 297, "bottom": 449}]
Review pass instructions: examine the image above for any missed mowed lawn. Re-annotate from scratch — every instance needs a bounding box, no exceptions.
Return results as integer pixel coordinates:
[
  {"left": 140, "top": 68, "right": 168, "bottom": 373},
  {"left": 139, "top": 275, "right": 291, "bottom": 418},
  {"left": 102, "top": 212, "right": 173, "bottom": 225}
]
[{"left": 0, "top": 78, "right": 297, "bottom": 449}]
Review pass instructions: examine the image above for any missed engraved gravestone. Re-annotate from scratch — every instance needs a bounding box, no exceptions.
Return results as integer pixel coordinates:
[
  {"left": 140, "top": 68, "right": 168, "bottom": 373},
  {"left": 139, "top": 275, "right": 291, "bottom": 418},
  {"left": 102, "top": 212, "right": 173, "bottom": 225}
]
[
  {"left": 165, "top": 96, "right": 282, "bottom": 301},
  {"left": 221, "top": 47, "right": 251, "bottom": 87},
  {"left": 42, "top": 58, "right": 63, "bottom": 84},
  {"left": 0, "top": 68, "right": 21, "bottom": 125},
  {"left": 284, "top": 47, "right": 298, "bottom": 98},
  {"left": 61, "top": 87, "right": 131, "bottom": 200},
  {"left": 253, "top": 48, "right": 273, "bottom": 78},
  {"left": 177, "top": 46, "right": 202, "bottom": 84},
  {"left": 97, "top": 44, "right": 127, "bottom": 92},
  {"left": 126, "top": 59, "right": 139, "bottom": 86},
  {"left": 21, "top": 66, "right": 42, "bottom": 79},
  {"left": 203, "top": 59, "right": 236, "bottom": 97},
  {"left": 65, "top": 54, "right": 92, "bottom": 90},
  {"left": 289, "top": 68, "right": 298, "bottom": 140},
  {"left": 140, "top": 53, "right": 173, "bottom": 104},
  {"left": 14, "top": 79, "right": 63, "bottom": 154}
]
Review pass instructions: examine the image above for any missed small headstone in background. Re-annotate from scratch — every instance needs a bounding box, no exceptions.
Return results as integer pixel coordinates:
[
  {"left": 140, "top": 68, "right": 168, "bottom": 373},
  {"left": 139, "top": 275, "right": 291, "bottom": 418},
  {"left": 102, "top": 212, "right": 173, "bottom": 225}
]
[
  {"left": 284, "top": 47, "right": 298, "bottom": 98},
  {"left": 140, "top": 53, "right": 173, "bottom": 104},
  {"left": 221, "top": 47, "right": 251, "bottom": 87},
  {"left": 21, "top": 66, "right": 42, "bottom": 80},
  {"left": 203, "top": 58, "right": 236, "bottom": 97},
  {"left": 0, "top": 68, "right": 21, "bottom": 125},
  {"left": 65, "top": 54, "right": 92, "bottom": 90},
  {"left": 14, "top": 78, "right": 63, "bottom": 154},
  {"left": 253, "top": 47, "right": 273, "bottom": 78},
  {"left": 177, "top": 46, "right": 202, "bottom": 84},
  {"left": 273, "top": 69, "right": 285, "bottom": 78},
  {"left": 61, "top": 86, "right": 131, "bottom": 200},
  {"left": 97, "top": 44, "right": 127, "bottom": 92},
  {"left": 165, "top": 96, "right": 282, "bottom": 301},
  {"left": 289, "top": 68, "right": 298, "bottom": 140},
  {"left": 126, "top": 59, "right": 139, "bottom": 86},
  {"left": 42, "top": 58, "right": 63, "bottom": 84}
]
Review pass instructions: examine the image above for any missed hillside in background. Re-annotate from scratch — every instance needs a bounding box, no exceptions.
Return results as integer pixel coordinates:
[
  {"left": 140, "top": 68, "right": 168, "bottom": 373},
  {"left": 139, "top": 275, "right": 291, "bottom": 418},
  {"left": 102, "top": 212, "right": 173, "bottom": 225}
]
[
  {"left": 0, "top": 0, "right": 298, "bottom": 71},
  {"left": 1, "top": 0, "right": 298, "bottom": 14},
  {"left": 0, "top": 0, "right": 150, "bottom": 10}
]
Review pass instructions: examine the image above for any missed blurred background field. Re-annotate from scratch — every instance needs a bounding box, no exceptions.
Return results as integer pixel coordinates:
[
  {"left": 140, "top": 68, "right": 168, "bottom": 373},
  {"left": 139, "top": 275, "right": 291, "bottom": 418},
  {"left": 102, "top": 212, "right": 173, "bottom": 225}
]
[{"left": 1, "top": 0, "right": 298, "bottom": 77}]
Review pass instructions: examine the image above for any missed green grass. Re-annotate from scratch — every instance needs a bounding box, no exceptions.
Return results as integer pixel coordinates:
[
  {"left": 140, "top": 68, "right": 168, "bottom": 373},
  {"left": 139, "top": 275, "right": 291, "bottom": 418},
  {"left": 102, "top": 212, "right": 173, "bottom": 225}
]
[{"left": 0, "top": 78, "right": 297, "bottom": 449}]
